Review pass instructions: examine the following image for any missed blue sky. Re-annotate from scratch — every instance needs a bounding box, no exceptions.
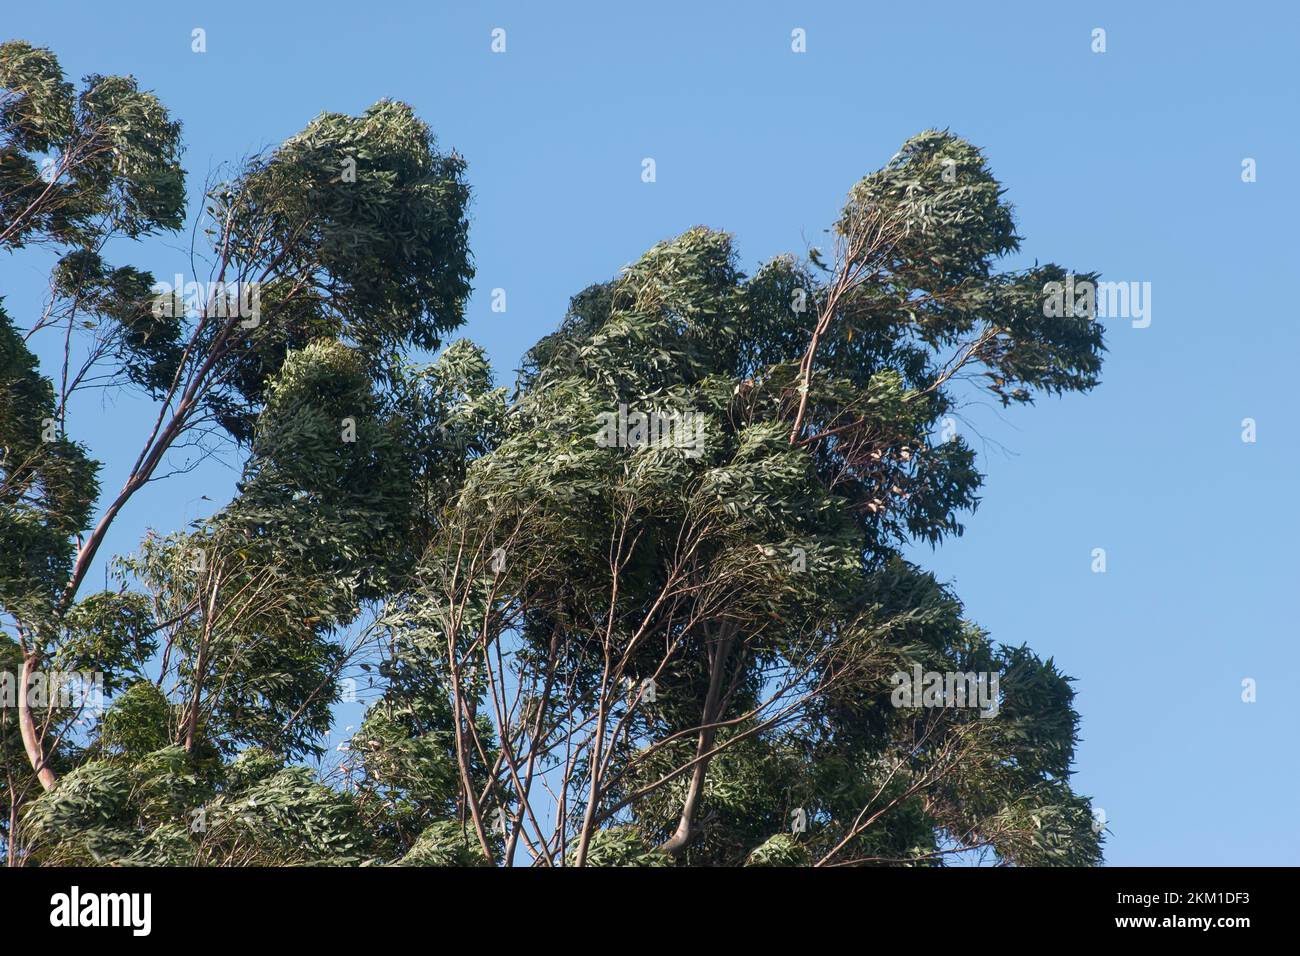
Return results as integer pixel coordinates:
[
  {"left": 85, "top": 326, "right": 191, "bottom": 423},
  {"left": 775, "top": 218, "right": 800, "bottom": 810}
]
[{"left": 4, "top": 1, "right": 1297, "bottom": 865}]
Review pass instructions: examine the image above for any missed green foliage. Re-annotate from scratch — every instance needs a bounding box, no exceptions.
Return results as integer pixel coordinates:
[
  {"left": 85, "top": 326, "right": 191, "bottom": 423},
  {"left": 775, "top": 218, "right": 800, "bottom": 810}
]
[
  {"left": 0, "top": 40, "right": 185, "bottom": 248},
  {"left": 230, "top": 340, "right": 414, "bottom": 593},
  {"left": 580, "top": 827, "right": 671, "bottom": 867},
  {"left": 208, "top": 100, "right": 475, "bottom": 439},
  {"left": 22, "top": 760, "right": 135, "bottom": 864},
  {"left": 352, "top": 703, "right": 460, "bottom": 845},
  {"left": 418, "top": 131, "right": 1106, "bottom": 867},
  {"left": 226, "top": 100, "right": 472, "bottom": 351},
  {"left": 198, "top": 766, "right": 374, "bottom": 865},
  {"left": 51, "top": 250, "right": 183, "bottom": 398},
  {"left": 128, "top": 745, "right": 216, "bottom": 824},
  {"left": 23, "top": 746, "right": 371, "bottom": 866},
  {"left": 119, "top": 529, "right": 347, "bottom": 760},
  {"left": 396, "top": 821, "right": 493, "bottom": 867},
  {"left": 100, "top": 681, "right": 173, "bottom": 755},
  {"left": 746, "top": 833, "right": 810, "bottom": 867},
  {"left": 0, "top": 300, "right": 100, "bottom": 625},
  {"left": 57, "top": 592, "right": 157, "bottom": 694},
  {"left": 1, "top": 43, "right": 1106, "bottom": 869}
]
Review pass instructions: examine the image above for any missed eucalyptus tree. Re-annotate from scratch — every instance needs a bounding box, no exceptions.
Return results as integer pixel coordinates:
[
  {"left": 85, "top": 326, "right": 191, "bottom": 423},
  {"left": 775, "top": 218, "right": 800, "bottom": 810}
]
[
  {"left": 1, "top": 40, "right": 474, "bottom": 863},
  {"left": 4, "top": 38, "right": 1106, "bottom": 868},
  {"left": 373, "top": 131, "right": 1106, "bottom": 866}
]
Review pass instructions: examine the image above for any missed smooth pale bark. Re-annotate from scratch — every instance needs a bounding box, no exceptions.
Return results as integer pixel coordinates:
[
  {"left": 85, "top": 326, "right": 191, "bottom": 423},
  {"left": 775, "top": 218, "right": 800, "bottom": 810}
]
[{"left": 17, "top": 654, "right": 56, "bottom": 792}]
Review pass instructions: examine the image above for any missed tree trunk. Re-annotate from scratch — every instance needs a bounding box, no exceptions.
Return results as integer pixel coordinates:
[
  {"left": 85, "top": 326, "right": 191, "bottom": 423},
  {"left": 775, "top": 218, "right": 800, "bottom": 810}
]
[
  {"left": 17, "top": 654, "right": 56, "bottom": 792},
  {"left": 659, "top": 627, "right": 734, "bottom": 855}
]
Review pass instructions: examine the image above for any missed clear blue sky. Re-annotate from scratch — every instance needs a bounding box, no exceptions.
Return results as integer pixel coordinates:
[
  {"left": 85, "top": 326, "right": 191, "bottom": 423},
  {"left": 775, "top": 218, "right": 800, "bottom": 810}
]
[{"left": 5, "top": 1, "right": 1297, "bottom": 865}]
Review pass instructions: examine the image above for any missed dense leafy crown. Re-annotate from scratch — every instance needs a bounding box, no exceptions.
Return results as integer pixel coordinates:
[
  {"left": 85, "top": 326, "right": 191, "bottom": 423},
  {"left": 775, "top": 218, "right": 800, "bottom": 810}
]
[{"left": 2, "top": 41, "right": 1104, "bottom": 867}]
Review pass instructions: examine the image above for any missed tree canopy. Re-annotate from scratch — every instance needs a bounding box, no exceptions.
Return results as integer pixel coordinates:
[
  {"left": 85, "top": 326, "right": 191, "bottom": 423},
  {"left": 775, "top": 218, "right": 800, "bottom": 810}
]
[{"left": 0, "top": 41, "right": 1103, "bottom": 867}]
